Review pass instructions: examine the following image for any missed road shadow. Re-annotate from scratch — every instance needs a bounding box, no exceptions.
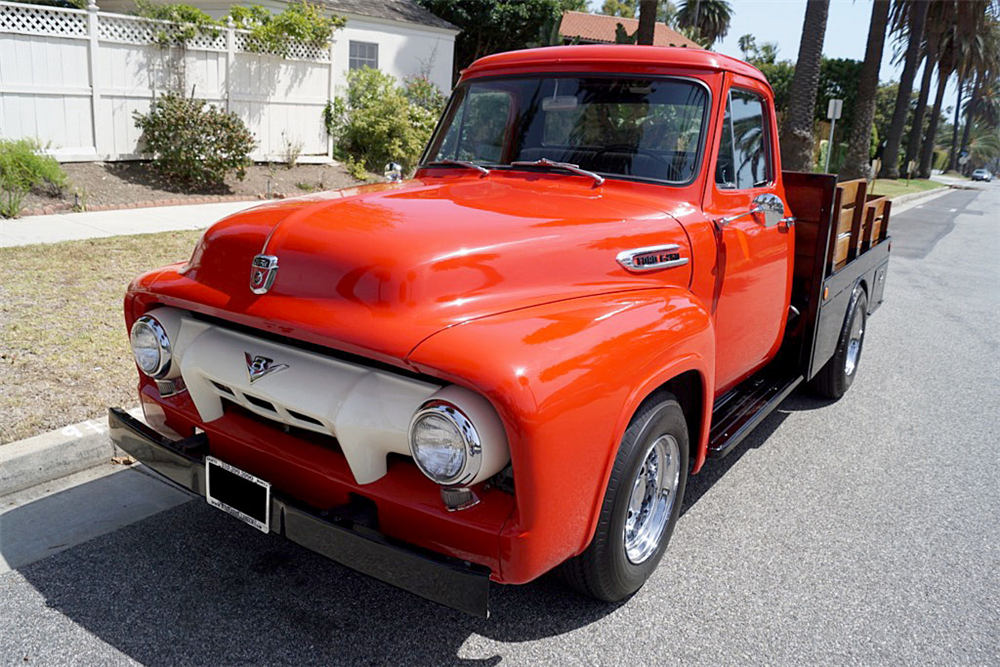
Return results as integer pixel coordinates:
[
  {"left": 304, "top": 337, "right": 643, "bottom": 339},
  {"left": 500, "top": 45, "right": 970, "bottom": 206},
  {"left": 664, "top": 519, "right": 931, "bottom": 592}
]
[{"left": 2, "top": 388, "right": 832, "bottom": 664}]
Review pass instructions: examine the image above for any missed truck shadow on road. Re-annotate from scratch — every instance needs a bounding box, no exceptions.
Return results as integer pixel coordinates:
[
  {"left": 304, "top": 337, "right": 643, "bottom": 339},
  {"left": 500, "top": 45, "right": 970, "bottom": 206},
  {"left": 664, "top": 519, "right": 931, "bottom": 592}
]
[{"left": 4, "top": 390, "right": 829, "bottom": 665}]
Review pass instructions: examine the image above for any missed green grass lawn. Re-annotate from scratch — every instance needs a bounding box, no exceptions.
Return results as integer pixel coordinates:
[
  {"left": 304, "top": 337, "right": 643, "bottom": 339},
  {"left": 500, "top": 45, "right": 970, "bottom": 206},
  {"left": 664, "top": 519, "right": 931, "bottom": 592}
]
[
  {"left": 0, "top": 230, "right": 202, "bottom": 444},
  {"left": 867, "top": 177, "right": 948, "bottom": 200}
]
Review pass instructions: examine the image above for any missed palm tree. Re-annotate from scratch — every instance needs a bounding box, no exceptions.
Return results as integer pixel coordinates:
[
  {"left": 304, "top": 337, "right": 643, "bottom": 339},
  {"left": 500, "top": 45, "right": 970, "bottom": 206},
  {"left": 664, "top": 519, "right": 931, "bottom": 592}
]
[
  {"left": 879, "top": 0, "right": 931, "bottom": 178},
  {"left": 637, "top": 0, "right": 658, "bottom": 45},
  {"left": 917, "top": 13, "right": 963, "bottom": 177},
  {"left": 952, "top": 9, "right": 999, "bottom": 170},
  {"left": 780, "top": 0, "right": 831, "bottom": 172},
  {"left": 843, "top": 0, "right": 891, "bottom": 180},
  {"left": 676, "top": 0, "right": 732, "bottom": 48},
  {"left": 903, "top": 1, "right": 954, "bottom": 173},
  {"left": 946, "top": 2, "right": 992, "bottom": 170}
]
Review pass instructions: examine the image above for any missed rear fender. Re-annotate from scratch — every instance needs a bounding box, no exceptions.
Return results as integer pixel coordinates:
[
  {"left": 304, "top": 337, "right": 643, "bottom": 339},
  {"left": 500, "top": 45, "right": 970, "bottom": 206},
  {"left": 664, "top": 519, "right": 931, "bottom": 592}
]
[{"left": 406, "top": 288, "right": 715, "bottom": 583}]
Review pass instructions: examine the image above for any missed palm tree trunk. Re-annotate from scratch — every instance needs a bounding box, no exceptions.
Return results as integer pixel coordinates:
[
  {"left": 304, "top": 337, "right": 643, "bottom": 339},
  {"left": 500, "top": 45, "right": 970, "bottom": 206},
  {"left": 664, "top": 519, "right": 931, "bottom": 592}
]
[
  {"left": 904, "top": 44, "right": 937, "bottom": 172},
  {"left": 780, "top": 0, "right": 831, "bottom": 172},
  {"left": 947, "top": 73, "right": 964, "bottom": 171},
  {"left": 637, "top": 0, "right": 658, "bottom": 45},
  {"left": 879, "top": 0, "right": 930, "bottom": 178},
  {"left": 843, "top": 0, "right": 890, "bottom": 180},
  {"left": 959, "top": 73, "right": 981, "bottom": 173},
  {"left": 918, "top": 63, "right": 950, "bottom": 178}
]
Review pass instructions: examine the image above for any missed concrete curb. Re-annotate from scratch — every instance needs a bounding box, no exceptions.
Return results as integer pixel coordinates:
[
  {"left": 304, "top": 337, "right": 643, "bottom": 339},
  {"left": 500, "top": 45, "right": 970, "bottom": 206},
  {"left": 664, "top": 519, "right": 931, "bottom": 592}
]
[
  {"left": 0, "top": 409, "right": 142, "bottom": 497},
  {"left": 886, "top": 185, "right": 951, "bottom": 205}
]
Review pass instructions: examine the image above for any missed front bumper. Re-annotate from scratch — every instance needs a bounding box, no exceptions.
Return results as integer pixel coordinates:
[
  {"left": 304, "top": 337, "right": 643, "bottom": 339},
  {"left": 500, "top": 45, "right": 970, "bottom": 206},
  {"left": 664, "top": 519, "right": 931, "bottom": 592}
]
[{"left": 108, "top": 407, "right": 491, "bottom": 617}]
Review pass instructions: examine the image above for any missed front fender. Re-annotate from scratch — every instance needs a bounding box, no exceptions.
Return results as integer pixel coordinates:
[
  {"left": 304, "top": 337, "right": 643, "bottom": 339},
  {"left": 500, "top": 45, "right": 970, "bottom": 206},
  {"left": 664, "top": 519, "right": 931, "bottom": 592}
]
[{"left": 406, "top": 287, "right": 715, "bottom": 583}]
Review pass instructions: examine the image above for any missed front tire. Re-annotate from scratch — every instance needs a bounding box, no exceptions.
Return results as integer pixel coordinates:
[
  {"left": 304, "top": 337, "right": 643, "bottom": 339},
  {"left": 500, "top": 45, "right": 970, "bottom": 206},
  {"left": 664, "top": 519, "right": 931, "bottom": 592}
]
[
  {"left": 811, "top": 285, "right": 868, "bottom": 399},
  {"left": 559, "top": 392, "right": 689, "bottom": 602}
]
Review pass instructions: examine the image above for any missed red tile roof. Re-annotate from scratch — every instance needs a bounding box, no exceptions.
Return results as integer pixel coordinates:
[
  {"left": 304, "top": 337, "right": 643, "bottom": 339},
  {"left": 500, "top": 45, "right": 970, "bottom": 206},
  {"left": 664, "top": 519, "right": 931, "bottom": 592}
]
[{"left": 559, "top": 11, "right": 701, "bottom": 49}]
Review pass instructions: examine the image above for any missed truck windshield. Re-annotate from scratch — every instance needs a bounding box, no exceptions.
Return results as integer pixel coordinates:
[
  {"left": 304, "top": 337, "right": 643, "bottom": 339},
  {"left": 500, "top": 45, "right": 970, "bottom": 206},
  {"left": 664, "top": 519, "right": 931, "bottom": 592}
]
[{"left": 423, "top": 76, "right": 709, "bottom": 185}]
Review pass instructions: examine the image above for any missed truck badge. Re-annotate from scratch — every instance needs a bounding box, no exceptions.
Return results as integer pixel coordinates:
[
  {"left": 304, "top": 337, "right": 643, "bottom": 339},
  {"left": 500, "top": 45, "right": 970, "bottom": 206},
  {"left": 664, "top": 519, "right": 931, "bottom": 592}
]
[
  {"left": 245, "top": 353, "right": 288, "bottom": 383},
  {"left": 616, "top": 244, "right": 690, "bottom": 273},
  {"left": 250, "top": 254, "right": 279, "bottom": 294}
]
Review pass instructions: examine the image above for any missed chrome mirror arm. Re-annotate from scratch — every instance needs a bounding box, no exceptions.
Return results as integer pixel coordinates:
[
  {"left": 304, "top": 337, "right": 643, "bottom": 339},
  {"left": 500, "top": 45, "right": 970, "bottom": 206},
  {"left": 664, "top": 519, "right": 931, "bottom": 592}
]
[{"left": 715, "top": 206, "right": 762, "bottom": 227}]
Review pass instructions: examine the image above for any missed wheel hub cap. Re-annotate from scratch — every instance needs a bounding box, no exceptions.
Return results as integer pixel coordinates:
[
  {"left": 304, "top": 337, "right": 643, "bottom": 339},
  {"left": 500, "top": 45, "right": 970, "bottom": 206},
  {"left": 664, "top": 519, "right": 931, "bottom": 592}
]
[
  {"left": 845, "top": 311, "right": 865, "bottom": 375},
  {"left": 623, "top": 434, "right": 681, "bottom": 564}
]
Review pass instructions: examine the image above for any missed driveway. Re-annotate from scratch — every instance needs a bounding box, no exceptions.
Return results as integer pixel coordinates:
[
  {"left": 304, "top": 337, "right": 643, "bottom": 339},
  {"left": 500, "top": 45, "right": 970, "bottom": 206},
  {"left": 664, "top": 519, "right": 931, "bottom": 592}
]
[{"left": 1, "top": 183, "right": 998, "bottom": 665}]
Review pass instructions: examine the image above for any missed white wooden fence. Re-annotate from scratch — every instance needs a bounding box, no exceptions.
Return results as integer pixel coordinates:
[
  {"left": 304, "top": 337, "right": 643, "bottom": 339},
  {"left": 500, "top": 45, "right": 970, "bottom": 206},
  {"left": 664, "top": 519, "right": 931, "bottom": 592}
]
[{"left": 0, "top": 0, "right": 335, "bottom": 162}]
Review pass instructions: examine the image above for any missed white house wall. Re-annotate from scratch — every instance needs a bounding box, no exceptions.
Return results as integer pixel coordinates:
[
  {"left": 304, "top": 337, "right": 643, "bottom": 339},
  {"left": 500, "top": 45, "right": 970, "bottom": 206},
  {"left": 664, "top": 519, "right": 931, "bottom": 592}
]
[{"left": 332, "top": 17, "right": 455, "bottom": 94}]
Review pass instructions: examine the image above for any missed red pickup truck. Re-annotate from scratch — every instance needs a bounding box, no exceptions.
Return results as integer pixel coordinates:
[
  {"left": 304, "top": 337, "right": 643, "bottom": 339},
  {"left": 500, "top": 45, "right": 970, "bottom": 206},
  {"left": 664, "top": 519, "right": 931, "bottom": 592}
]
[{"left": 111, "top": 46, "right": 892, "bottom": 617}]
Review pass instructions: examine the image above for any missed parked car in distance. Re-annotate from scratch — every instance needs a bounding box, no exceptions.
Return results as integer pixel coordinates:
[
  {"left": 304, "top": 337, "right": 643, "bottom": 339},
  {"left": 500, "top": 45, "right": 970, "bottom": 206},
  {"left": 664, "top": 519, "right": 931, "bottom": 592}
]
[
  {"left": 110, "top": 45, "right": 894, "bottom": 617},
  {"left": 971, "top": 168, "right": 993, "bottom": 182}
]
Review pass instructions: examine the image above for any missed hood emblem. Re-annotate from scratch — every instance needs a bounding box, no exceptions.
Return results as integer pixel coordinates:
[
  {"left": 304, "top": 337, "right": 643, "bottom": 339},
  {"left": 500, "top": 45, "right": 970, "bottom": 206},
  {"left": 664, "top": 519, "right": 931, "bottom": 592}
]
[
  {"left": 245, "top": 353, "right": 288, "bottom": 384},
  {"left": 250, "top": 254, "right": 279, "bottom": 294}
]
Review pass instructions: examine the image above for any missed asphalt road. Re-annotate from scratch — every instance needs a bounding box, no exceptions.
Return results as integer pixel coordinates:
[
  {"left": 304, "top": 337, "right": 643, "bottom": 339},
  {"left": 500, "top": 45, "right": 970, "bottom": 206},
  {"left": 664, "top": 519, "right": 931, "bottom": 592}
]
[{"left": 2, "top": 182, "right": 998, "bottom": 665}]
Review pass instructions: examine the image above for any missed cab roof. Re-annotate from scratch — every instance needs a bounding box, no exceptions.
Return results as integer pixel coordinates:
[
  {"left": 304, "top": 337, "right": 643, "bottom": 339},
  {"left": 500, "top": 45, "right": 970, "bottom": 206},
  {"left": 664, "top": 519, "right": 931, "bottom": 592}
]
[{"left": 462, "top": 45, "right": 769, "bottom": 87}]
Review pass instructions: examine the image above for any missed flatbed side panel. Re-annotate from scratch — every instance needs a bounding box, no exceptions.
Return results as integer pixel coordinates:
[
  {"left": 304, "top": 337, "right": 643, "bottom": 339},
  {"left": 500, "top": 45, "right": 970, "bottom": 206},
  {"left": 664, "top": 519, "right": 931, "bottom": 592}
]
[
  {"left": 781, "top": 171, "right": 839, "bottom": 374},
  {"left": 808, "top": 239, "right": 891, "bottom": 380}
]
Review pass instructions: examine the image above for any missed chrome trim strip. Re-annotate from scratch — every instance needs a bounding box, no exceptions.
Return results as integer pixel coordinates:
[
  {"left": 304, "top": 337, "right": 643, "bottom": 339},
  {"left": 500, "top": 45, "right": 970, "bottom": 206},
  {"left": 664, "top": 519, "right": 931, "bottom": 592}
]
[{"left": 616, "top": 243, "right": 689, "bottom": 272}]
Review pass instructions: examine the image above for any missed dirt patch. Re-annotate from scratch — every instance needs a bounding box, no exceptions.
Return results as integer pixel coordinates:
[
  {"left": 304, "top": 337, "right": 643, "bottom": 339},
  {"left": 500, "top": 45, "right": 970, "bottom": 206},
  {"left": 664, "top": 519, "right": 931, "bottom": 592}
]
[
  {"left": 20, "top": 161, "right": 366, "bottom": 214},
  {"left": 0, "top": 229, "right": 204, "bottom": 444}
]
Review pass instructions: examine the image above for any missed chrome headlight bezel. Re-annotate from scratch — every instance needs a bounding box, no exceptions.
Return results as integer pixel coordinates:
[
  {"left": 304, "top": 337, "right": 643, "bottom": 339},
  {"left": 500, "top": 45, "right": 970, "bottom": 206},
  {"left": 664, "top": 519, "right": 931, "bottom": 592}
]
[
  {"left": 408, "top": 400, "right": 483, "bottom": 487},
  {"left": 130, "top": 314, "right": 172, "bottom": 379}
]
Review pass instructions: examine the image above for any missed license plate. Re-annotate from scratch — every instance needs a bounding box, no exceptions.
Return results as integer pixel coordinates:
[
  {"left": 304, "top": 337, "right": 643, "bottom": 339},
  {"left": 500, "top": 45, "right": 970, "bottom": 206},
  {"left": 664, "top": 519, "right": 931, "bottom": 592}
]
[{"left": 205, "top": 456, "right": 271, "bottom": 533}]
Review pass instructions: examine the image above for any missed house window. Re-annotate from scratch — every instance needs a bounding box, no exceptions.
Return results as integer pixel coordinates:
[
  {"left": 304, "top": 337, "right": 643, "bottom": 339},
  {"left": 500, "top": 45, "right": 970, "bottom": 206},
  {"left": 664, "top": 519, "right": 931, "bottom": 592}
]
[{"left": 349, "top": 41, "right": 378, "bottom": 70}]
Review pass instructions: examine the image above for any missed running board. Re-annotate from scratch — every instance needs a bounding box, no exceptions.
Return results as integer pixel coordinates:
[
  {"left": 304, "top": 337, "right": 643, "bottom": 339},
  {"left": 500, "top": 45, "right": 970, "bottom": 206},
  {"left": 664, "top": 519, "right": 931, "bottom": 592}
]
[{"left": 708, "top": 368, "right": 804, "bottom": 459}]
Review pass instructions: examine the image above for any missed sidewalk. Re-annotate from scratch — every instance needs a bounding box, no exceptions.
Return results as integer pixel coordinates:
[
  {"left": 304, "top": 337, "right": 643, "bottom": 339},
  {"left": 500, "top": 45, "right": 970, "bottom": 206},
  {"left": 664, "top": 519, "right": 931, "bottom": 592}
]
[{"left": 0, "top": 200, "right": 261, "bottom": 248}]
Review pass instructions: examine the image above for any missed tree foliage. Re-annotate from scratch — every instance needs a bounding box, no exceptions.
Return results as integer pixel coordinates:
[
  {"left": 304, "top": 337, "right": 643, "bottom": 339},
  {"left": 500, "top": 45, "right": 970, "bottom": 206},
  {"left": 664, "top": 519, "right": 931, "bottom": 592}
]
[
  {"left": 324, "top": 68, "right": 447, "bottom": 173},
  {"left": 676, "top": 0, "right": 732, "bottom": 48},
  {"left": 229, "top": 2, "right": 344, "bottom": 55},
  {"left": 416, "top": 0, "right": 566, "bottom": 82}
]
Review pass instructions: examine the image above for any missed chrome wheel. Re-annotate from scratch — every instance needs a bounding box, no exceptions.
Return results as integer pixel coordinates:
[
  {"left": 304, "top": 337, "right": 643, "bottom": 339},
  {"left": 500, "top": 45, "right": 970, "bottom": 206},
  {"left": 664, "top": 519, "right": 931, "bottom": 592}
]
[
  {"left": 623, "top": 434, "right": 681, "bottom": 565},
  {"left": 844, "top": 309, "right": 865, "bottom": 376}
]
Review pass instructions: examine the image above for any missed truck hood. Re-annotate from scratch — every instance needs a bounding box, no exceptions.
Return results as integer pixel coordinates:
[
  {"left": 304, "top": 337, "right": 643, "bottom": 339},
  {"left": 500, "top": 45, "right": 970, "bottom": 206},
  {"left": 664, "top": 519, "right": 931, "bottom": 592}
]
[{"left": 166, "top": 174, "right": 692, "bottom": 361}]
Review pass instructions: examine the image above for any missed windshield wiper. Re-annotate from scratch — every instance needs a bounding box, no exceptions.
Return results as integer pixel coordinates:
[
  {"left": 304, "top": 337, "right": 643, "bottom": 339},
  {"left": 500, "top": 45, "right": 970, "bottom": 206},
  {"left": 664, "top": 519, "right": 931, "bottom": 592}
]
[
  {"left": 424, "top": 159, "right": 490, "bottom": 175},
  {"left": 509, "top": 158, "right": 605, "bottom": 187}
]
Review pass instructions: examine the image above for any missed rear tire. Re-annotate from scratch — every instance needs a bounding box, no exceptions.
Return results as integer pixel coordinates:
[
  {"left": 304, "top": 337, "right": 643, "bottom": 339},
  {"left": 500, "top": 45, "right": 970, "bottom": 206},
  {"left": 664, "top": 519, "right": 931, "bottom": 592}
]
[
  {"left": 559, "top": 392, "right": 689, "bottom": 602},
  {"left": 811, "top": 285, "right": 868, "bottom": 399}
]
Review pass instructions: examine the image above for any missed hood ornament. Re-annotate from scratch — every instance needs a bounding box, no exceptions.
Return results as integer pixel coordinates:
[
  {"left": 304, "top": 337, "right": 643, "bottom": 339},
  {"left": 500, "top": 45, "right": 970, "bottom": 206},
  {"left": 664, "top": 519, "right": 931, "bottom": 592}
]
[
  {"left": 245, "top": 353, "right": 288, "bottom": 384},
  {"left": 250, "top": 254, "right": 279, "bottom": 294}
]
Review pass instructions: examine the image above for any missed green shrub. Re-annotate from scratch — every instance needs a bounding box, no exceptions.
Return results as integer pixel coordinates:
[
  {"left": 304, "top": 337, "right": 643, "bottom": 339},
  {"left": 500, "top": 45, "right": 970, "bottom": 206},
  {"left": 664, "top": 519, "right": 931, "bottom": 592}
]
[
  {"left": 229, "top": 2, "right": 344, "bottom": 56},
  {"left": 325, "top": 68, "right": 446, "bottom": 173},
  {"left": 134, "top": 93, "right": 256, "bottom": 188},
  {"left": 0, "top": 139, "right": 66, "bottom": 219}
]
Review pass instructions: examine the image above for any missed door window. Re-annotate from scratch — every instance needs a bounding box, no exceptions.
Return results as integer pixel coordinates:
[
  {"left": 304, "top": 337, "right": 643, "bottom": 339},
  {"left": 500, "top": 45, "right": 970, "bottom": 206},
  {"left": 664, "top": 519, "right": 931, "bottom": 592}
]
[{"left": 715, "top": 88, "right": 771, "bottom": 190}]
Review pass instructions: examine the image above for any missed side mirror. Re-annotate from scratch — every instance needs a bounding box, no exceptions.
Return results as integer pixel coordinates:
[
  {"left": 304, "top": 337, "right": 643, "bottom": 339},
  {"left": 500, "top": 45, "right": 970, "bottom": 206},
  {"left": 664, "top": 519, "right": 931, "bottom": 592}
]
[
  {"left": 753, "top": 193, "right": 784, "bottom": 228},
  {"left": 384, "top": 162, "right": 403, "bottom": 183}
]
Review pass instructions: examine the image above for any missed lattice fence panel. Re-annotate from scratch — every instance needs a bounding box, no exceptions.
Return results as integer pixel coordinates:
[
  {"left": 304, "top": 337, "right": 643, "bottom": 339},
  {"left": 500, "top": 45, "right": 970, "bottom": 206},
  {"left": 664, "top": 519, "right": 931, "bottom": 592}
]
[
  {"left": 98, "top": 13, "right": 224, "bottom": 50},
  {"left": 234, "top": 29, "right": 329, "bottom": 61},
  {"left": 98, "top": 14, "right": 159, "bottom": 44},
  {"left": 0, "top": 3, "right": 87, "bottom": 38}
]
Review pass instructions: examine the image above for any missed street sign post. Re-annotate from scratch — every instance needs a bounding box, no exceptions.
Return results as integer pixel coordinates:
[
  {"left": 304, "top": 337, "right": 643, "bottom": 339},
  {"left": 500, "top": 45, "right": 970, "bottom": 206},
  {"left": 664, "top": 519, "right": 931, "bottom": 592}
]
[{"left": 825, "top": 99, "right": 844, "bottom": 174}]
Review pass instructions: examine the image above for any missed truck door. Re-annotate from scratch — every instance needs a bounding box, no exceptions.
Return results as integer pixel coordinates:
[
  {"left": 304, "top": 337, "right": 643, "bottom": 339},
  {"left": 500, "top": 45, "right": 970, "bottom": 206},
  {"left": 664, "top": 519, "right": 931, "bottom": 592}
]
[{"left": 704, "top": 74, "right": 793, "bottom": 394}]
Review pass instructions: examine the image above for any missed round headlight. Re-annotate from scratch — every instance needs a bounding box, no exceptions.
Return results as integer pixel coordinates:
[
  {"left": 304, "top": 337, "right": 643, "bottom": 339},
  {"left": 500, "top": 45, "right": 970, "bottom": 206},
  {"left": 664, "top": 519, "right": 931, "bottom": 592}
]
[
  {"left": 409, "top": 401, "right": 482, "bottom": 486},
  {"left": 130, "top": 315, "right": 172, "bottom": 378}
]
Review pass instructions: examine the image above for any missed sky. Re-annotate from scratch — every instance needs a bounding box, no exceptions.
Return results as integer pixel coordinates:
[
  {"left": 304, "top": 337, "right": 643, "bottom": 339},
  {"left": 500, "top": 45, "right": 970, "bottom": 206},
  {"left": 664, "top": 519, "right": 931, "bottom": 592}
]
[{"left": 586, "top": 0, "right": 959, "bottom": 112}]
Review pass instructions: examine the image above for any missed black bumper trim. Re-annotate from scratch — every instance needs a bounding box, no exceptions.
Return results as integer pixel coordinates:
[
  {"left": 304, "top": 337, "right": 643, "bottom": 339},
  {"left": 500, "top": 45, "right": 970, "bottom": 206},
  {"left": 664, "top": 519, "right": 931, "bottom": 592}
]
[{"left": 108, "top": 408, "right": 491, "bottom": 617}]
